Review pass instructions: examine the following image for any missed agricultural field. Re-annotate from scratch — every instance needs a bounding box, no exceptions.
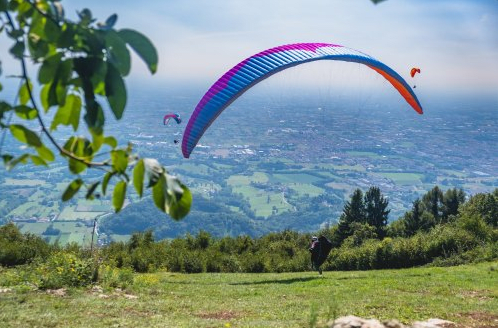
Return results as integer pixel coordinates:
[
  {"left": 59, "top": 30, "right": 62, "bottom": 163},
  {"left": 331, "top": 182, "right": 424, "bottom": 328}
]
[
  {"left": 18, "top": 221, "right": 94, "bottom": 246},
  {"left": 375, "top": 172, "right": 424, "bottom": 185}
]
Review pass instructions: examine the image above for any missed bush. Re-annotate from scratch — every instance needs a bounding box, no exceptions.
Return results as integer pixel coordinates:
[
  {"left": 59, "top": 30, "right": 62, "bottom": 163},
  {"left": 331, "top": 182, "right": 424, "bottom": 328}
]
[
  {"left": 98, "top": 264, "right": 134, "bottom": 289},
  {"left": 0, "top": 223, "right": 52, "bottom": 266},
  {"left": 36, "top": 252, "right": 95, "bottom": 289}
]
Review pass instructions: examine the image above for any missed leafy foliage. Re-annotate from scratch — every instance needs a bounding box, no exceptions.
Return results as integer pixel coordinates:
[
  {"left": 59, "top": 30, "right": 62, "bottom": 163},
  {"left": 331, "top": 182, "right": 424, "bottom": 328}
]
[
  {"left": 0, "top": 0, "right": 191, "bottom": 219},
  {"left": 0, "top": 222, "right": 52, "bottom": 266}
]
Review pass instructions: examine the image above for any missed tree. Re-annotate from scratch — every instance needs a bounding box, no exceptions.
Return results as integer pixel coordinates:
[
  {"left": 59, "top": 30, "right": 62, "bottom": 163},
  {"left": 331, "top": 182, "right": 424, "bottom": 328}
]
[
  {"left": 0, "top": 1, "right": 191, "bottom": 219},
  {"left": 442, "top": 187, "right": 466, "bottom": 222},
  {"left": 333, "top": 188, "right": 365, "bottom": 245},
  {"left": 402, "top": 198, "right": 434, "bottom": 236},
  {"left": 459, "top": 190, "right": 498, "bottom": 227},
  {"left": 421, "top": 186, "right": 444, "bottom": 224},
  {"left": 363, "top": 186, "right": 390, "bottom": 239}
]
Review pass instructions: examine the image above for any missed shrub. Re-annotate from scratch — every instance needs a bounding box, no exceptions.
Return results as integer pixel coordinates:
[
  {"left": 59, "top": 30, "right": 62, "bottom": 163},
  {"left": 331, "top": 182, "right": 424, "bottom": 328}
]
[
  {"left": 36, "top": 252, "right": 95, "bottom": 289},
  {"left": 99, "top": 264, "right": 134, "bottom": 289},
  {"left": 0, "top": 223, "right": 52, "bottom": 266}
]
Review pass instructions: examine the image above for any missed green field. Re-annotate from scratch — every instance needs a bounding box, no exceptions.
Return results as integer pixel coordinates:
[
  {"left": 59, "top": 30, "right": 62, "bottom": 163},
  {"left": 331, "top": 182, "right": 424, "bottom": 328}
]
[
  {"left": 376, "top": 172, "right": 424, "bottom": 185},
  {"left": 271, "top": 173, "right": 322, "bottom": 184},
  {"left": 58, "top": 205, "right": 106, "bottom": 221},
  {"left": 1, "top": 262, "right": 496, "bottom": 327},
  {"left": 17, "top": 221, "right": 94, "bottom": 245}
]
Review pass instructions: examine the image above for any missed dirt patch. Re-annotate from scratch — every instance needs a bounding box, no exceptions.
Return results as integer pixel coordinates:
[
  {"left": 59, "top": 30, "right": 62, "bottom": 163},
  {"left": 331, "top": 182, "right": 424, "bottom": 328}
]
[
  {"left": 455, "top": 312, "right": 498, "bottom": 328},
  {"left": 459, "top": 290, "right": 493, "bottom": 301},
  {"left": 197, "top": 310, "right": 240, "bottom": 320},
  {"left": 46, "top": 288, "right": 67, "bottom": 297}
]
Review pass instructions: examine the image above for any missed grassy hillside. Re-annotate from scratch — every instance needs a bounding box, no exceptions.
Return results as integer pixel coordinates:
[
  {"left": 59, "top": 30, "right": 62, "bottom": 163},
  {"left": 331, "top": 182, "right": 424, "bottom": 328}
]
[{"left": 1, "top": 261, "right": 497, "bottom": 328}]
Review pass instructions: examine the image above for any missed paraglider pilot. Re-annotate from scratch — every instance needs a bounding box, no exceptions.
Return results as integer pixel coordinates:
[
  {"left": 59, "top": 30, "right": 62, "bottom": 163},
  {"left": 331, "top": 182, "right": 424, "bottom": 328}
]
[
  {"left": 309, "top": 236, "right": 322, "bottom": 275},
  {"left": 309, "top": 235, "right": 333, "bottom": 275}
]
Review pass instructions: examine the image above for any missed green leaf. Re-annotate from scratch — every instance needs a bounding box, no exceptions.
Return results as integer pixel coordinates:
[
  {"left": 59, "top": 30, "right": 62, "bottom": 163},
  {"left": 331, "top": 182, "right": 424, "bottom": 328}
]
[
  {"left": 19, "top": 80, "right": 33, "bottom": 106},
  {"left": 105, "top": 30, "right": 131, "bottom": 76},
  {"left": 91, "top": 129, "right": 104, "bottom": 153},
  {"left": 0, "top": 101, "right": 12, "bottom": 121},
  {"left": 5, "top": 154, "right": 29, "bottom": 170},
  {"left": 38, "top": 53, "right": 63, "bottom": 84},
  {"left": 10, "top": 125, "right": 42, "bottom": 147},
  {"left": 85, "top": 181, "right": 101, "bottom": 200},
  {"left": 105, "top": 14, "right": 118, "bottom": 28},
  {"left": 57, "top": 24, "right": 75, "bottom": 48},
  {"left": 2, "top": 154, "right": 14, "bottom": 165},
  {"left": 77, "top": 8, "right": 95, "bottom": 26},
  {"left": 14, "top": 105, "right": 37, "bottom": 120},
  {"left": 111, "top": 149, "right": 128, "bottom": 173},
  {"left": 133, "top": 159, "right": 145, "bottom": 197},
  {"left": 62, "top": 178, "right": 83, "bottom": 201},
  {"left": 48, "top": 1, "right": 65, "bottom": 22},
  {"left": 166, "top": 183, "right": 192, "bottom": 221},
  {"left": 102, "top": 172, "right": 114, "bottom": 195},
  {"left": 68, "top": 157, "right": 87, "bottom": 174},
  {"left": 152, "top": 174, "right": 166, "bottom": 212},
  {"left": 105, "top": 63, "right": 127, "bottom": 119},
  {"left": 50, "top": 94, "right": 81, "bottom": 131},
  {"left": 84, "top": 102, "right": 105, "bottom": 133},
  {"left": 9, "top": 41, "right": 25, "bottom": 59},
  {"left": 143, "top": 158, "right": 163, "bottom": 187},
  {"left": 118, "top": 28, "right": 158, "bottom": 74},
  {"left": 0, "top": 0, "right": 7, "bottom": 11},
  {"left": 44, "top": 14, "right": 60, "bottom": 42},
  {"left": 40, "top": 82, "right": 57, "bottom": 112},
  {"left": 36, "top": 144, "right": 55, "bottom": 162},
  {"left": 104, "top": 136, "right": 117, "bottom": 148},
  {"left": 113, "top": 180, "right": 127, "bottom": 212},
  {"left": 30, "top": 155, "right": 48, "bottom": 166}
]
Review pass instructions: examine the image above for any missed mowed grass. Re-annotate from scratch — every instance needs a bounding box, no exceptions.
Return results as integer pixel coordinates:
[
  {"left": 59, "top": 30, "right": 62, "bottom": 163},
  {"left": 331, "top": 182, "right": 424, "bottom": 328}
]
[{"left": 1, "top": 262, "right": 497, "bottom": 328}]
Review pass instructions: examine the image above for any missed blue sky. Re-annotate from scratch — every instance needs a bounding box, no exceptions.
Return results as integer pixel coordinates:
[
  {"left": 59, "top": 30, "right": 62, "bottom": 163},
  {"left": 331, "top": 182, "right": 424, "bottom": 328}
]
[{"left": 2, "top": 0, "right": 498, "bottom": 97}]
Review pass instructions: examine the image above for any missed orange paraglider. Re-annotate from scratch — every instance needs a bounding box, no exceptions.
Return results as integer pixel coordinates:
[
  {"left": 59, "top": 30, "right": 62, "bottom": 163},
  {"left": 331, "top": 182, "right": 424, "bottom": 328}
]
[
  {"left": 410, "top": 67, "right": 421, "bottom": 78},
  {"left": 410, "top": 67, "right": 421, "bottom": 88}
]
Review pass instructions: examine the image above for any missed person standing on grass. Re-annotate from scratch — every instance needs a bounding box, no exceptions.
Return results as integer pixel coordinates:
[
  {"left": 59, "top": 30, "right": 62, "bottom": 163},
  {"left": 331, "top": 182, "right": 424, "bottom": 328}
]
[
  {"left": 309, "top": 235, "right": 333, "bottom": 275},
  {"left": 309, "top": 236, "right": 322, "bottom": 275}
]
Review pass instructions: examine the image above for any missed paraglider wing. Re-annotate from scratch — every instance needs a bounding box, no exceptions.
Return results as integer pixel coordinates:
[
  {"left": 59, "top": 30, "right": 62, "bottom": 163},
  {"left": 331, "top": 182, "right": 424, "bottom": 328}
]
[
  {"left": 163, "top": 113, "right": 182, "bottom": 125},
  {"left": 316, "top": 236, "right": 333, "bottom": 267},
  {"left": 182, "top": 43, "right": 423, "bottom": 158},
  {"left": 410, "top": 67, "right": 421, "bottom": 78}
]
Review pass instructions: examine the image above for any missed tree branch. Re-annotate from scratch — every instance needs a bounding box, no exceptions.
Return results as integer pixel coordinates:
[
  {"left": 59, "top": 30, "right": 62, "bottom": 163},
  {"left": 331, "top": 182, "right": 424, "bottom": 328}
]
[{"left": 4, "top": 10, "right": 109, "bottom": 169}]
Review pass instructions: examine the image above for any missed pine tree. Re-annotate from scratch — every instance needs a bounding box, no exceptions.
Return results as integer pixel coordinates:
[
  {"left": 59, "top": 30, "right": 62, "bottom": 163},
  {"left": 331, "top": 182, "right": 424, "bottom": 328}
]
[
  {"left": 333, "top": 189, "right": 365, "bottom": 245},
  {"left": 442, "top": 188, "right": 466, "bottom": 222},
  {"left": 403, "top": 198, "right": 433, "bottom": 235},
  {"left": 364, "top": 186, "right": 390, "bottom": 239},
  {"left": 422, "top": 186, "right": 444, "bottom": 223}
]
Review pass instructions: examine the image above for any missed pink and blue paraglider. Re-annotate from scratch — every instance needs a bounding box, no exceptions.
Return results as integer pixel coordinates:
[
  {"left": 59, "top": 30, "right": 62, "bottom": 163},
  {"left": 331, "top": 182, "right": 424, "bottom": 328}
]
[
  {"left": 163, "top": 113, "right": 182, "bottom": 125},
  {"left": 182, "top": 43, "right": 424, "bottom": 158}
]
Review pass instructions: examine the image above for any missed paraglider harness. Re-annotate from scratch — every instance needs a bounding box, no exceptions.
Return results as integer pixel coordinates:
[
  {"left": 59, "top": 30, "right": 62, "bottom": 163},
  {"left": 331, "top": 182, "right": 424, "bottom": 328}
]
[{"left": 309, "top": 236, "right": 333, "bottom": 274}]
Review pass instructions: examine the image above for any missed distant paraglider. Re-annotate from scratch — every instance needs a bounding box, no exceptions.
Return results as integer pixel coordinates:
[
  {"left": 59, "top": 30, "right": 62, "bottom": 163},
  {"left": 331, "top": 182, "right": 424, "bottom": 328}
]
[
  {"left": 163, "top": 113, "right": 182, "bottom": 125},
  {"left": 182, "top": 42, "right": 424, "bottom": 158},
  {"left": 410, "top": 67, "right": 421, "bottom": 78},
  {"left": 410, "top": 67, "right": 421, "bottom": 88},
  {"left": 163, "top": 113, "right": 182, "bottom": 144}
]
